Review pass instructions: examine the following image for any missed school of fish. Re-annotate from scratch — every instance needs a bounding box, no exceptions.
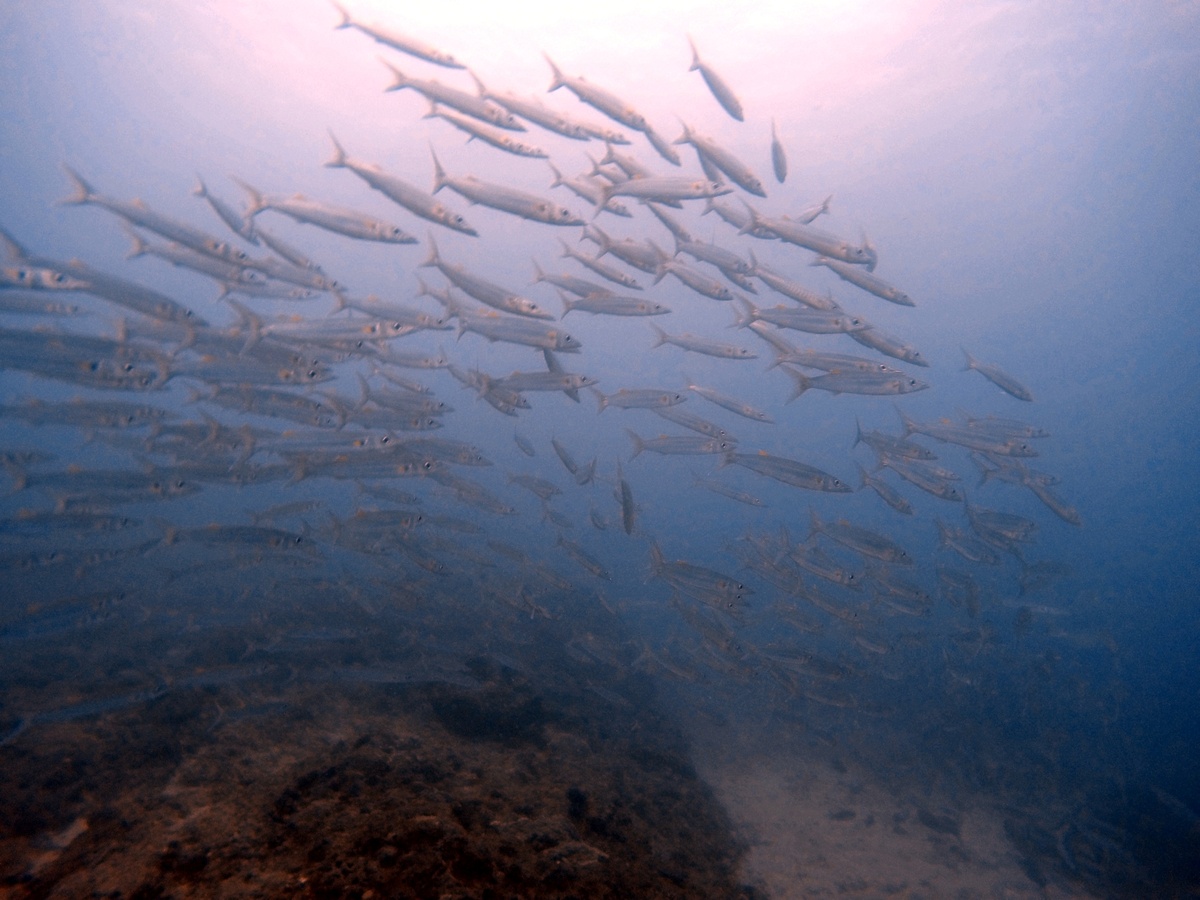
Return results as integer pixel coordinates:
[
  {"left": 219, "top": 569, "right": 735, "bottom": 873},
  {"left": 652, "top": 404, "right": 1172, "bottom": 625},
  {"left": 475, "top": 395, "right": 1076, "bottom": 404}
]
[{"left": 0, "top": 3, "right": 1083, "bottom": 742}]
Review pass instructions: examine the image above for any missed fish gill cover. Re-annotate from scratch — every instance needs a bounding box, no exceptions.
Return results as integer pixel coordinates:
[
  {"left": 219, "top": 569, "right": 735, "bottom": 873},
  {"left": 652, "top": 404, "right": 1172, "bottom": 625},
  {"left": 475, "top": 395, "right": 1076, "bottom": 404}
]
[{"left": 0, "top": 0, "right": 1198, "bottom": 896}]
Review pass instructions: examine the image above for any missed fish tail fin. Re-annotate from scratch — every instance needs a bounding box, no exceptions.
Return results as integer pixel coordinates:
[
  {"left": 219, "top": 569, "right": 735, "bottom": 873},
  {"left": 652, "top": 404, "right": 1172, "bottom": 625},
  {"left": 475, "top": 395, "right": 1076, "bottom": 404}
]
[
  {"left": 960, "top": 346, "right": 976, "bottom": 371},
  {"left": 468, "top": 69, "right": 487, "bottom": 97},
  {"left": 650, "top": 323, "right": 668, "bottom": 347},
  {"left": 590, "top": 387, "right": 607, "bottom": 412},
  {"left": 546, "top": 161, "right": 564, "bottom": 187},
  {"left": 230, "top": 176, "right": 266, "bottom": 216},
  {"left": 648, "top": 539, "right": 665, "bottom": 576},
  {"left": 191, "top": 175, "right": 208, "bottom": 198},
  {"left": 380, "top": 57, "right": 408, "bottom": 91},
  {"left": 429, "top": 144, "right": 447, "bottom": 193},
  {"left": 745, "top": 248, "right": 760, "bottom": 275},
  {"left": 808, "top": 508, "right": 822, "bottom": 540},
  {"left": 895, "top": 404, "right": 917, "bottom": 435},
  {"left": 686, "top": 35, "right": 701, "bottom": 71},
  {"left": 422, "top": 99, "right": 440, "bottom": 120},
  {"left": 556, "top": 237, "right": 573, "bottom": 260},
  {"left": 330, "top": 1, "right": 352, "bottom": 29},
  {"left": 625, "top": 429, "right": 645, "bottom": 459},
  {"left": 530, "top": 258, "right": 547, "bottom": 283},
  {"left": 329, "top": 289, "right": 348, "bottom": 313},
  {"left": 854, "top": 417, "right": 865, "bottom": 448},
  {"left": 59, "top": 164, "right": 95, "bottom": 206},
  {"left": 543, "top": 53, "right": 565, "bottom": 91},
  {"left": 784, "top": 367, "right": 810, "bottom": 402},
  {"left": 0, "top": 226, "right": 29, "bottom": 262},
  {"left": 420, "top": 233, "right": 440, "bottom": 268},
  {"left": 731, "top": 295, "right": 755, "bottom": 328},
  {"left": 672, "top": 116, "right": 691, "bottom": 145},
  {"left": 123, "top": 224, "right": 149, "bottom": 260},
  {"left": 324, "top": 130, "right": 348, "bottom": 168},
  {"left": 558, "top": 289, "right": 575, "bottom": 317}
]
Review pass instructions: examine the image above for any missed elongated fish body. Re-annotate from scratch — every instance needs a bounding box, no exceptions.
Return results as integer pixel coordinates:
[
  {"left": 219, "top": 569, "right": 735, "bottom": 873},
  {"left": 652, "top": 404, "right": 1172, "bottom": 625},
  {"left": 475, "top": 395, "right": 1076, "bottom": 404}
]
[
  {"left": 421, "top": 237, "right": 551, "bottom": 319},
  {"left": 125, "top": 229, "right": 256, "bottom": 285},
  {"left": 675, "top": 123, "right": 765, "bottom": 196},
  {"left": 556, "top": 535, "right": 610, "bottom": 580},
  {"left": 651, "top": 325, "right": 755, "bottom": 359},
  {"left": 382, "top": 62, "right": 523, "bottom": 130},
  {"left": 641, "top": 123, "right": 682, "bottom": 166},
  {"left": 785, "top": 367, "right": 929, "bottom": 399},
  {"left": 849, "top": 326, "right": 929, "bottom": 367},
  {"left": 854, "top": 421, "right": 936, "bottom": 460},
  {"left": 813, "top": 256, "right": 914, "bottom": 306},
  {"left": 592, "top": 387, "right": 685, "bottom": 412},
  {"left": 899, "top": 410, "right": 1037, "bottom": 457},
  {"left": 331, "top": 2, "right": 464, "bottom": 69},
  {"left": 582, "top": 225, "right": 661, "bottom": 273},
  {"left": 736, "top": 298, "right": 868, "bottom": 334},
  {"left": 547, "top": 164, "right": 633, "bottom": 217},
  {"left": 456, "top": 308, "right": 581, "bottom": 352},
  {"left": 857, "top": 463, "right": 913, "bottom": 515},
  {"left": 686, "top": 381, "right": 774, "bottom": 422},
  {"left": 61, "top": 166, "right": 250, "bottom": 266},
  {"left": 1, "top": 264, "right": 91, "bottom": 292},
  {"left": 476, "top": 79, "right": 594, "bottom": 141},
  {"left": 655, "top": 259, "right": 735, "bottom": 301},
  {"left": 531, "top": 260, "right": 613, "bottom": 298},
  {"left": 235, "top": 179, "right": 416, "bottom": 244},
  {"left": 653, "top": 406, "right": 735, "bottom": 441},
  {"left": 597, "top": 175, "right": 732, "bottom": 207},
  {"left": 425, "top": 105, "right": 548, "bottom": 158},
  {"left": 497, "top": 371, "right": 597, "bottom": 392},
  {"left": 748, "top": 252, "right": 838, "bottom": 309},
  {"left": 725, "top": 451, "right": 851, "bottom": 493},
  {"left": 878, "top": 452, "right": 964, "bottom": 502},
  {"left": 810, "top": 510, "right": 911, "bottom": 563},
  {"left": 751, "top": 325, "right": 905, "bottom": 374},
  {"left": 193, "top": 176, "right": 257, "bottom": 243},
  {"left": 251, "top": 226, "right": 323, "bottom": 273},
  {"left": 703, "top": 198, "right": 776, "bottom": 238},
  {"left": 598, "top": 143, "right": 654, "bottom": 179},
  {"left": 325, "top": 134, "right": 476, "bottom": 236},
  {"left": 744, "top": 206, "right": 872, "bottom": 265},
  {"left": 962, "top": 348, "right": 1033, "bottom": 401},
  {"left": 558, "top": 240, "right": 643, "bottom": 290},
  {"left": 615, "top": 461, "right": 636, "bottom": 534},
  {"left": 770, "top": 119, "right": 787, "bottom": 183},
  {"left": 626, "top": 430, "right": 733, "bottom": 458},
  {"left": 562, "top": 291, "right": 669, "bottom": 317},
  {"left": 431, "top": 149, "right": 583, "bottom": 227},
  {"left": 544, "top": 55, "right": 650, "bottom": 132},
  {"left": 673, "top": 235, "right": 751, "bottom": 277},
  {"left": 687, "top": 37, "right": 744, "bottom": 121}
]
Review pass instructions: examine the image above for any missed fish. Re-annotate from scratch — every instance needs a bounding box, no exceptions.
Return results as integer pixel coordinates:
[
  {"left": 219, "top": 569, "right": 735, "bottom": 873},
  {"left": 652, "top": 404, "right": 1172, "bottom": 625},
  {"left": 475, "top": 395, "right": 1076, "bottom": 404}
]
[
  {"left": 685, "top": 380, "right": 774, "bottom": 422},
  {"left": 675, "top": 122, "right": 766, "bottom": 197},
  {"left": 233, "top": 177, "right": 417, "bottom": 244},
  {"left": 381, "top": 61, "right": 522, "bottom": 130},
  {"left": 596, "top": 175, "right": 733, "bottom": 207},
  {"left": 325, "top": 133, "right": 477, "bottom": 236},
  {"left": 723, "top": 451, "right": 852, "bottom": 493},
  {"left": 615, "top": 461, "right": 636, "bottom": 534},
  {"left": 686, "top": 36, "right": 744, "bottom": 121},
  {"left": 331, "top": 2, "right": 465, "bottom": 69},
  {"left": 430, "top": 147, "right": 584, "bottom": 226},
  {"left": 784, "top": 366, "right": 930, "bottom": 399},
  {"left": 809, "top": 510, "right": 912, "bottom": 564},
  {"left": 593, "top": 387, "right": 686, "bottom": 412},
  {"left": 421, "top": 238, "right": 553, "bottom": 319},
  {"left": 561, "top": 291, "right": 670, "bottom": 317},
  {"left": 626, "top": 430, "right": 734, "bottom": 458},
  {"left": 962, "top": 348, "right": 1034, "bottom": 401},
  {"left": 812, "top": 255, "right": 914, "bottom": 307},
  {"left": 544, "top": 54, "right": 651, "bottom": 133},
  {"left": 427, "top": 102, "right": 549, "bottom": 158},
  {"left": 651, "top": 325, "right": 756, "bottom": 359},
  {"left": 770, "top": 119, "right": 787, "bottom": 183}
]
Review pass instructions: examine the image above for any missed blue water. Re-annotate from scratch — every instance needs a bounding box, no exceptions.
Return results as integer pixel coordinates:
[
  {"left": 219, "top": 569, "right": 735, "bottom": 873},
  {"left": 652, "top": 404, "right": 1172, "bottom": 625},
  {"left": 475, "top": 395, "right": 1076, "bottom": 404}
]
[{"left": 1, "top": 0, "right": 1198, "bottom": 893}]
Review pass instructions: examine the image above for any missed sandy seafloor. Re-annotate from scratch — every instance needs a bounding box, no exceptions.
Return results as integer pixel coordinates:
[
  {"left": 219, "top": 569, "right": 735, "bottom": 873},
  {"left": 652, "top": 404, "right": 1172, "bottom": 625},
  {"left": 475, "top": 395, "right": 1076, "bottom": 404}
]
[{"left": 0, "top": 583, "right": 1125, "bottom": 900}]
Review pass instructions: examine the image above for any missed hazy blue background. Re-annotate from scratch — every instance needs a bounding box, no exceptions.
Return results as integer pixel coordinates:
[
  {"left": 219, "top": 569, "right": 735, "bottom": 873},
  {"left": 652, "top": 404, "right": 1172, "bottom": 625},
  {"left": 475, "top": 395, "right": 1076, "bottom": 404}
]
[{"left": 2, "top": 0, "right": 1198, "bottom": 837}]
